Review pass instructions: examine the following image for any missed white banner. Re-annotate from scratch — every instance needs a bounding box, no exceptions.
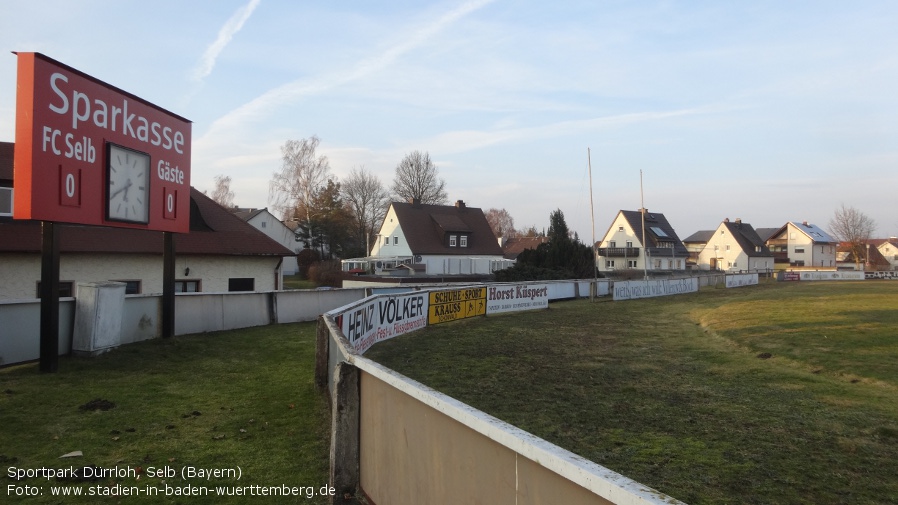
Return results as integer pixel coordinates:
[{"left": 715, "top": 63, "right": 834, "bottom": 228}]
[
  {"left": 726, "top": 273, "right": 758, "bottom": 288},
  {"left": 799, "top": 271, "right": 865, "bottom": 281},
  {"left": 486, "top": 284, "right": 550, "bottom": 314},
  {"left": 613, "top": 278, "right": 698, "bottom": 301},
  {"left": 339, "top": 292, "right": 429, "bottom": 354}
]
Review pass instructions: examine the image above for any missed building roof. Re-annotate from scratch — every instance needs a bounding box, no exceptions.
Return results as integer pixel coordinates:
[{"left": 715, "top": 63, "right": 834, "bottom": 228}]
[
  {"left": 390, "top": 200, "right": 504, "bottom": 256},
  {"left": 682, "top": 230, "right": 715, "bottom": 244},
  {"left": 616, "top": 209, "right": 689, "bottom": 257},
  {"left": 772, "top": 221, "right": 837, "bottom": 244},
  {"left": 0, "top": 140, "right": 293, "bottom": 257},
  {"left": 754, "top": 227, "right": 780, "bottom": 242},
  {"left": 230, "top": 207, "right": 269, "bottom": 222},
  {"left": 720, "top": 219, "right": 773, "bottom": 256},
  {"left": 501, "top": 236, "right": 548, "bottom": 260}
]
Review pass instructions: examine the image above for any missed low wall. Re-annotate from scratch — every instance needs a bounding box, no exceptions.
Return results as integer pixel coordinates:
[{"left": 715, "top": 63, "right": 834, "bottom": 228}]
[
  {"left": 320, "top": 280, "right": 685, "bottom": 505},
  {"left": 0, "top": 298, "right": 75, "bottom": 367},
  {"left": 0, "top": 288, "right": 367, "bottom": 367}
]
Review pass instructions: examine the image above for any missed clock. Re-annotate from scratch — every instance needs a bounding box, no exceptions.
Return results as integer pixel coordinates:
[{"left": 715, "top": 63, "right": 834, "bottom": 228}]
[{"left": 106, "top": 143, "right": 150, "bottom": 224}]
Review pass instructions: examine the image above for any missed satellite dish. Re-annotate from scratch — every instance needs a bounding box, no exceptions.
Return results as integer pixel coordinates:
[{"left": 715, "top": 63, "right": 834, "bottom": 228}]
[{"left": 414, "top": 255, "right": 423, "bottom": 263}]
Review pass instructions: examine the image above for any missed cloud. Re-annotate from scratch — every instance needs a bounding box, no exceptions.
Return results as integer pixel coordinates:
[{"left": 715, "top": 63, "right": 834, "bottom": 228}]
[
  {"left": 191, "top": 0, "right": 262, "bottom": 83},
  {"left": 198, "top": 0, "right": 496, "bottom": 143}
]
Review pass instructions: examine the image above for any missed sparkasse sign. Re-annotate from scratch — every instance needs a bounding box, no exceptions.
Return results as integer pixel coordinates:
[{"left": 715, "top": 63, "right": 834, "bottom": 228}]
[{"left": 13, "top": 52, "right": 191, "bottom": 232}]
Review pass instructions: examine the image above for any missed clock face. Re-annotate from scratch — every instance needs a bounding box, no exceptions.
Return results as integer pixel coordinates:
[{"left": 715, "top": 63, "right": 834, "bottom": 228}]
[{"left": 106, "top": 144, "right": 150, "bottom": 224}]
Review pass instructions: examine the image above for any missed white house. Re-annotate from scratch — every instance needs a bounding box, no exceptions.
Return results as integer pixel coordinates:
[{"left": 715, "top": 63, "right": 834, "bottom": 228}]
[
  {"left": 596, "top": 209, "right": 689, "bottom": 274},
  {"left": 765, "top": 221, "right": 837, "bottom": 268},
  {"left": 696, "top": 218, "right": 774, "bottom": 272},
  {"left": 874, "top": 238, "right": 898, "bottom": 271},
  {"left": 344, "top": 199, "right": 511, "bottom": 276},
  {"left": 231, "top": 207, "right": 302, "bottom": 275}
]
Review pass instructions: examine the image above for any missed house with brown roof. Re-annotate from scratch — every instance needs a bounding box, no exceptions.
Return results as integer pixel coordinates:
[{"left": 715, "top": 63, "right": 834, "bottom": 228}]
[
  {"left": 347, "top": 199, "right": 512, "bottom": 276},
  {"left": 695, "top": 218, "right": 774, "bottom": 272},
  {"left": 596, "top": 209, "right": 689, "bottom": 274},
  {"left": 500, "top": 236, "right": 549, "bottom": 260},
  {"left": 872, "top": 238, "right": 898, "bottom": 271},
  {"left": 0, "top": 141, "right": 294, "bottom": 299}
]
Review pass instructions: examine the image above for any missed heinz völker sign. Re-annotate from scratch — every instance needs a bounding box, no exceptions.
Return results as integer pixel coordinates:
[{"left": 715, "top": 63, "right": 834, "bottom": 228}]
[{"left": 14, "top": 52, "right": 191, "bottom": 232}]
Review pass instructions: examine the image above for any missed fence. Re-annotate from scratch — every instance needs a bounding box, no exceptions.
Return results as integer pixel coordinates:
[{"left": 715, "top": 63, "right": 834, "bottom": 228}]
[
  {"left": 0, "top": 288, "right": 365, "bottom": 367},
  {"left": 319, "top": 279, "right": 687, "bottom": 505}
]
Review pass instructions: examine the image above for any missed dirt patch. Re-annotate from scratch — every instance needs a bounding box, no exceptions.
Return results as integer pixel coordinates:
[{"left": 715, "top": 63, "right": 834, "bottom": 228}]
[{"left": 79, "top": 399, "right": 116, "bottom": 411}]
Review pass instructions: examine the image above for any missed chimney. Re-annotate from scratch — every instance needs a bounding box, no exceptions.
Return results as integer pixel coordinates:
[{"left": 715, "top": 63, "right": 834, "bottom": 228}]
[
  {"left": 735, "top": 218, "right": 741, "bottom": 224},
  {"left": 724, "top": 217, "right": 729, "bottom": 223},
  {"left": 455, "top": 200, "right": 466, "bottom": 210},
  {"left": 802, "top": 221, "right": 809, "bottom": 227},
  {"left": 410, "top": 197, "right": 421, "bottom": 207}
]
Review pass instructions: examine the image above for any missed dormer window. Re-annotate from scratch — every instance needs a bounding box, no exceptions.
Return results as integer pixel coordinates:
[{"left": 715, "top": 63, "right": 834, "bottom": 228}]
[
  {"left": 449, "top": 235, "right": 457, "bottom": 247},
  {"left": 460, "top": 236, "right": 468, "bottom": 247}
]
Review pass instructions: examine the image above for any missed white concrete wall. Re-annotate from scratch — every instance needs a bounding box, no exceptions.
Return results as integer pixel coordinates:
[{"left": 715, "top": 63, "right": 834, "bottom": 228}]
[{"left": 0, "top": 288, "right": 368, "bottom": 367}]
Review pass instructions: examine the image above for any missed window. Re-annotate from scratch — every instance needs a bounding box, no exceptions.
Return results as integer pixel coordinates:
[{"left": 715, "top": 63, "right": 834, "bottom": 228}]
[
  {"left": 0, "top": 187, "right": 12, "bottom": 217},
  {"left": 726, "top": 245, "right": 730, "bottom": 251},
  {"left": 174, "top": 280, "right": 200, "bottom": 293},
  {"left": 383, "top": 236, "right": 389, "bottom": 246},
  {"left": 460, "top": 235, "right": 468, "bottom": 247},
  {"left": 714, "top": 244, "right": 719, "bottom": 251},
  {"left": 449, "top": 235, "right": 457, "bottom": 247},
  {"left": 228, "top": 278, "right": 255, "bottom": 292},
  {"left": 393, "top": 236, "right": 399, "bottom": 245},
  {"left": 606, "top": 260, "right": 615, "bottom": 268},
  {"left": 795, "top": 248, "right": 805, "bottom": 254},
  {"left": 618, "top": 226, "right": 624, "bottom": 232},
  {"left": 111, "top": 280, "right": 141, "bottom": 294},
  {"left": 626, "top": 241, "right": 633, "bottom": 248},
  {"left": 609, "top": 241, "right": 617, "bottom": 248},
  {"left": 628, "top": 260, "right": 637, "bottom": 268},
  {"left": 261, "top": 221, "right": 267, "bottom": 228},
  {"left": 36, "top": 281, "right": 74, "bottom": 298}
]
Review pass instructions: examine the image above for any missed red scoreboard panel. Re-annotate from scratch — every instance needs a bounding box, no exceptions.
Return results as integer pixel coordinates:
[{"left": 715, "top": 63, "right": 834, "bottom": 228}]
[{"left": 14, "top": 52, "right": 191, "bottom": 233}]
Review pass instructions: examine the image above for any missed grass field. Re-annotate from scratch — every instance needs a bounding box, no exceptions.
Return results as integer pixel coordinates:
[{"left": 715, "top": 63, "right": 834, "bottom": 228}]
[
  {"left": 367, "top": 281, "right": 898, "bottom": 505},
  {"left": 0, "top": 323, "right": 331, "bottom": 504}
]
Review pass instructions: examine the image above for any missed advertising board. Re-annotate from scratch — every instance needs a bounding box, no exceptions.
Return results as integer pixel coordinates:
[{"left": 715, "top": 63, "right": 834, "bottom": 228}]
[
  {"left": 725, "top": 273, "right": 758, "bottom": 288},
  {"left": 14, "top": 52, "right": 191, "bottom": 232},
  {"left": 613, "top": 278, "right": 698, "bottom": 301},
  {"left": 486, "top": 284, "right": 549, "bottom": 314},
  {"left": 799, "top": 271, "right": 865, "bottom": 281},
  {"left": 340, "top": 293, "right": 428, "bottom": 354},
  {"left": 428, "top": 287, "right": 486, "bottom": 325}
]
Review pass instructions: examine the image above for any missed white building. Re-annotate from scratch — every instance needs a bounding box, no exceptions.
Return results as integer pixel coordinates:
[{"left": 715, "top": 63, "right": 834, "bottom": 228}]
[
  {"left": 344, "top": 199, "right": 512, "bottom": 276},
  {"left": 596, "top": 209, "right": 689, "bottom": 274},
  {"left": 0, "top": 178, "right": 295, "bottom": 300},
  {"left": 765, "top": 221, "right": 837, "bottom": 268},
  {"left": 696, "top": 218, "right": 774, "bottom": 272},
  {"left": 231, "top": 207, "right": 302, "bottom": 275}
]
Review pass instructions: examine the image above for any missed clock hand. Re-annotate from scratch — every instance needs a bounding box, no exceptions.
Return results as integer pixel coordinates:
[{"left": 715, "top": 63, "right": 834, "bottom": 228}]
[{"left": 110, "top": 178, "right": 133, "bottom": 200}]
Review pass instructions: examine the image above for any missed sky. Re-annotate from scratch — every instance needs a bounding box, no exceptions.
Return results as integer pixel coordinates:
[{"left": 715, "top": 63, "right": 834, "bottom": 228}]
[{"left": 2, "top": 0, "right": 897, "bottom": 242}]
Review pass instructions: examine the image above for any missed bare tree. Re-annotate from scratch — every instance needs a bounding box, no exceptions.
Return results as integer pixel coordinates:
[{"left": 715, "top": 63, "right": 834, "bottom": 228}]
[
  {"left": 269, "top": 137, "right": 332, "bottom": 222},
  {"left": 209, "top": 174, "right": 235, "bottom": 208},
  {"left": 343, "top": 167, "right": 391, "bottom": 256},
  {"left": 484, "top": 208, "right": 516, "bottom": 239},
  {"left": 829, "top": 203, "right": 876, "bottom": 268},
  {"left": 391, "top": 150, "right": 447, "bottom": 205}
]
